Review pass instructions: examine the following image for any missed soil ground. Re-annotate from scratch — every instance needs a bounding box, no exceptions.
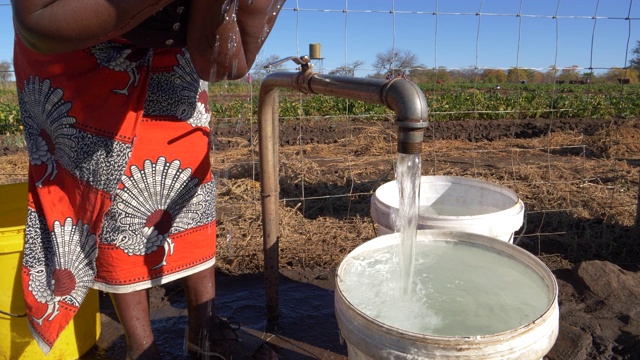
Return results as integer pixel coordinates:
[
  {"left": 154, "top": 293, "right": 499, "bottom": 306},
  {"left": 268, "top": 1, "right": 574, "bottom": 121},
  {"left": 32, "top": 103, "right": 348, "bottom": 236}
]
[{"left": 2, "top": 116, "right": 640, "bottom": 359}]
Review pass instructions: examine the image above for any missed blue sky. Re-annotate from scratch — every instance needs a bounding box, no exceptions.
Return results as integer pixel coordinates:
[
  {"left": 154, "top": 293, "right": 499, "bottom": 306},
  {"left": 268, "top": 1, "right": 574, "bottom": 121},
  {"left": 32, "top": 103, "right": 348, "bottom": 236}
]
[{"left": 1, "top": 0, "right": 639, "bottom": 77}]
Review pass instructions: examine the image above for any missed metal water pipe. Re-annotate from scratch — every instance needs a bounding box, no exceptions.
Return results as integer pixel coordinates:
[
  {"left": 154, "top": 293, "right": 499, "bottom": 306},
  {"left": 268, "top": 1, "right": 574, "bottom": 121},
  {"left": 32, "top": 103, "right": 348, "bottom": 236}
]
[{"left": 257, "top": 56, "right": 429, "bottom": 329}]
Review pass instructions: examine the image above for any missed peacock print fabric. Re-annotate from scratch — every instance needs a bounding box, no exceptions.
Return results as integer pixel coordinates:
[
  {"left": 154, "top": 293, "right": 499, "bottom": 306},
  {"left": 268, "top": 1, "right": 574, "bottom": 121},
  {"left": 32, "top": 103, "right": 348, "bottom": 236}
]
[{"left": 13, "top": 38, "right": 216, "bottom": 354}]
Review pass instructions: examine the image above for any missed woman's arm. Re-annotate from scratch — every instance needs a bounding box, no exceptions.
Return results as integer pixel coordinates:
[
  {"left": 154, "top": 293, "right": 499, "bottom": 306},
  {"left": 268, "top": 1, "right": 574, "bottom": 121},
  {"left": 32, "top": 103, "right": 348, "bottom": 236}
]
[
  {"left": 11, "top": 0, "right": 175, "bottom": 54},
  {"left": 187, "top": 0, "right": 285, "bottom": 82}
]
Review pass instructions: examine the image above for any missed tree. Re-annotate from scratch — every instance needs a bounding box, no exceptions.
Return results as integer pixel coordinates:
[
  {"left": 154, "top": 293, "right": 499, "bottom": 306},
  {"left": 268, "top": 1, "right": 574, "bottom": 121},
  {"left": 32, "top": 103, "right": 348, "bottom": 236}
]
[
  {"left": 529, "top": 71, "right": 545, "bottom": 84},
  {"left": 557, "top": 65, "right": 581, "bottom": 83},
  {"left": 506, "top": 68, "right": 529, "bottom": 83},
  {"left": 480, "top": 69, "right": 507, "bottom": 84},
  {"left": 602, "top": 67, "right": 639, "bottom": 84},
  {"left": 0, "top": 60, "right": 12, "bottom": 83},
  {"left": 457, "top": 67, "right": 478, "bottom": 83},
  {"left": 408, "top": 66, "right": 446, "bottom": 83},
  {"left": 543, "top": 65, "right": 559, "bottom": 83},
  {"left": 251, "top": 54, "right": 286, "bottom": 80},
  {"left": 372, "top": 48, "right": 418, "bottom": 76},
  {"left": 328, "top": 60, "right": 365, "bottom": 77},
  {"left": 630, "top": 40, "right": 640, "bottom": 71}
]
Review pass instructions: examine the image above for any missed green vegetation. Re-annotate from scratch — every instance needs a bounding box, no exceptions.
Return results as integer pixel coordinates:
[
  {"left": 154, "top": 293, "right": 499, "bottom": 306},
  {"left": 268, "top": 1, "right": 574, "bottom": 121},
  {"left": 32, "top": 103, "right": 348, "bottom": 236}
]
[
  {"left": 418, "top": 83, "right": 640, "bottom": 121},
  {"left": 1, "top": 83, "right": 639, "bottom": 136},
  {"left": 207, "top": 82, "right": 640, "bottom": 123},
  {"left": 0, "top": 88, "right": 20, "bottom": 135}
]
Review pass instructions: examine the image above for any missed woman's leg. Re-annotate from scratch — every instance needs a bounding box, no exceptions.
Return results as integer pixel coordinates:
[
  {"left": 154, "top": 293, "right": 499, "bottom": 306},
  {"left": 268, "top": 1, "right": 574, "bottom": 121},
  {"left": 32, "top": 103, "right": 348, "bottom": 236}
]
[
  {"left": 183, "top": 265, "right": 217, "bottom": 348},
  {"left": 111, "top": 290, "right": 161, "bottom": 360}
]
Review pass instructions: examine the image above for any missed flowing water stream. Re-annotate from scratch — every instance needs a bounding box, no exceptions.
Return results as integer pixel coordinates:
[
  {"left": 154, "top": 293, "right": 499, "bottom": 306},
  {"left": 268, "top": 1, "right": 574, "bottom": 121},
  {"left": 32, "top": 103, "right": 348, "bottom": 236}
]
[{"left": 394, "top": 154, "right": 422, "bottom": 295}]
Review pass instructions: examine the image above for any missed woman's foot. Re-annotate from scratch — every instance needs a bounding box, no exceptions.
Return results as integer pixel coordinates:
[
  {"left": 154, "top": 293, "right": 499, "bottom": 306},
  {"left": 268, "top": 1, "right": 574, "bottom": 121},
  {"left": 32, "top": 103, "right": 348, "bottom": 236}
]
[
  {"left": 125, "top": 342, "right": 162, "bottom": 360},
  {"left": 186, "top": 318, "right": 278, "bottom": 360}
]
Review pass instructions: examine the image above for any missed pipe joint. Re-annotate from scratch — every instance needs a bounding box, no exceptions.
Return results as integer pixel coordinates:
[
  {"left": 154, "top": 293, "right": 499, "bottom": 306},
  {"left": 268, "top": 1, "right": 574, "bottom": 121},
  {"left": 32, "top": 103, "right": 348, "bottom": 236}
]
[
  {"left": 292, "top": 70, "right": 316, "bottom": 94},
  {"left": 397, "top": 127, "right": 425, "bottom": 154}
]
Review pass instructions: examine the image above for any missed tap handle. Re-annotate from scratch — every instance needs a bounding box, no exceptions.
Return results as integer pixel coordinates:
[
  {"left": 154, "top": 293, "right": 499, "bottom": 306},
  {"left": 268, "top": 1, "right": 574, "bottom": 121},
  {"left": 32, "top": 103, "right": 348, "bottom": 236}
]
[{"left": 263, "top": 55, "right": 313, "bottom": 71}]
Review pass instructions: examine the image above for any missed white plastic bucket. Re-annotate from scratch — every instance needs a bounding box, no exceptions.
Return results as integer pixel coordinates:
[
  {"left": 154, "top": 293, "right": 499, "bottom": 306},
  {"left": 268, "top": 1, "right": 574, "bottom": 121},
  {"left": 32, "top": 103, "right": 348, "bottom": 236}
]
[
  {"left": 370, "top": 176, "right": 525, "bottom": 243},
  {"left": 335, "top": 230, "right": 559, "bottom": 359}
]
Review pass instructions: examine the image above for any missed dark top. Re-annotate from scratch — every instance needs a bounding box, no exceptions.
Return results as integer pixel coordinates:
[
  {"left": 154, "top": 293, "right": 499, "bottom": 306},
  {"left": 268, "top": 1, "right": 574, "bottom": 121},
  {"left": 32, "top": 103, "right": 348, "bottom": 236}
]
[{"left": 121, "top": 0, "right": 190, "bottom": 48}]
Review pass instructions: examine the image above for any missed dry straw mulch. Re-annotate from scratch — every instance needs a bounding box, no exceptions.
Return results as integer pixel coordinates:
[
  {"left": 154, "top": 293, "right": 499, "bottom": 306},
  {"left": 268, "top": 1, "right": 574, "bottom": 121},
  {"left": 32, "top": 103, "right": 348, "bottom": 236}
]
[
  {"left": 3, "top": 118, "right": 640, "bottom": 274},
  {"left": 212, "top": 120, "right": 640, "bottom": 274}
]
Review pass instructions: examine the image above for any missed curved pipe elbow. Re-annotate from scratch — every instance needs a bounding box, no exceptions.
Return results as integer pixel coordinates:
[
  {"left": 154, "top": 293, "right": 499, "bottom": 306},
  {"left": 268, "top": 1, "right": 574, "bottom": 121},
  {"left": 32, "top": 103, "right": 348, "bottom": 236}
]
[{"left": 381, "top": 79, "right": 429, "bottom": 129}]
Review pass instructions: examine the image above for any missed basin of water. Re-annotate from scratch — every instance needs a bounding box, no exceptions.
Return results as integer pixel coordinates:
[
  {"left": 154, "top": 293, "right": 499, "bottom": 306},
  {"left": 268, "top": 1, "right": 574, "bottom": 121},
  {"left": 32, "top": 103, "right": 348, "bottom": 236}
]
[{"left": 335, "top": 230, "right": 559, "bottom": 359}]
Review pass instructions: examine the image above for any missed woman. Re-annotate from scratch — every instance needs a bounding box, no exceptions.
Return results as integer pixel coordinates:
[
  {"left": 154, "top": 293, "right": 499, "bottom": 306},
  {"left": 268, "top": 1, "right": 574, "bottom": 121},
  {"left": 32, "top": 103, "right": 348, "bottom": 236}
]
[{"left": 11, "top": 1, "right": 283, "bottom": 359}]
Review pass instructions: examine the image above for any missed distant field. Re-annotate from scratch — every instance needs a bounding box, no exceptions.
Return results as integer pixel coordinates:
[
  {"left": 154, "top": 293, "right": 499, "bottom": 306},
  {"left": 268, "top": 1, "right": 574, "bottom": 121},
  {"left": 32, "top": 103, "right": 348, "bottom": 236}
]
[{"left": 2, "top": 82, "right": 639, "bottom": 137}]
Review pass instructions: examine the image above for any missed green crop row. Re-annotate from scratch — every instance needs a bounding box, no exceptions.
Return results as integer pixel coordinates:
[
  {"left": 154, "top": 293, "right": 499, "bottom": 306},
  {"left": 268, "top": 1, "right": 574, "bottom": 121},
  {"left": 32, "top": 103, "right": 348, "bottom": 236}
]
[
  {"left": 0, "top": 101, "right": 20, "bottom": 135},
  {"left": 207, "top": 93, "right": 391, "bottom": 120},
  {"left": 424, "top": 90, "right": 640, "bottom": 121},
  {"left": 1, "top": 84, "right": 639, "bottom": 135}
]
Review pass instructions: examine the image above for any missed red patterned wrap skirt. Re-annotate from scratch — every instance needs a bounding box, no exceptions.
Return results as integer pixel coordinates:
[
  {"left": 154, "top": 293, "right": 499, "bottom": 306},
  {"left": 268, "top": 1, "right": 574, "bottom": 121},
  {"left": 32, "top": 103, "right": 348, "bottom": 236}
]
[{"left": 13, "top": 36, "right": 216, "bottom": 353}]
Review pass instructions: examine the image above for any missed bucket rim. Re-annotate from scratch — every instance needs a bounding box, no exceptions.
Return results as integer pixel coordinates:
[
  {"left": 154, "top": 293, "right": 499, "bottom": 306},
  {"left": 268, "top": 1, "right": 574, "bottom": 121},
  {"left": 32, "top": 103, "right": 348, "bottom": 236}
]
[
  {"left": 336, "top": 230, "right": 558, "bottom": 342},
  {"left": 376, "top": 175, "right": 520, "bottom": 195},
  {"left": 372, "top": 175, "right": 525, "bottom": 222},
  {"left": 372, "top": 198, "right": 525, "bottom": 222}
]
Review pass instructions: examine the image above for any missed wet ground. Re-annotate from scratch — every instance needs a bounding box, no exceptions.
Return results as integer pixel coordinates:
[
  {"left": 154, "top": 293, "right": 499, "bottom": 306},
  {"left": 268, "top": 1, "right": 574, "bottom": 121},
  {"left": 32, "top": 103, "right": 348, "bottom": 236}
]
[{"left": 85, "top": 270, "right": 348, "bottom": 359}]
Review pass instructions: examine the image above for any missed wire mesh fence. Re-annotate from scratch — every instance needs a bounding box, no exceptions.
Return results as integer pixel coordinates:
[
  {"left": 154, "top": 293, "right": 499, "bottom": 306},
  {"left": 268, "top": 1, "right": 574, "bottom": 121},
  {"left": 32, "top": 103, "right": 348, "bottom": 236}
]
[{"left": 1, "top": 0, "right": 640, "bottom": 267}]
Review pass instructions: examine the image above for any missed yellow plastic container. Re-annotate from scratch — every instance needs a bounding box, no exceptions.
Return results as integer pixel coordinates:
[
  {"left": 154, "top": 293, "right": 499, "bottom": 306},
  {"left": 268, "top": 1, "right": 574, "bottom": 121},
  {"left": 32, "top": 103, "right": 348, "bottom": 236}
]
[{"left": 0, "top": 182, "right": 101, "bottom": 360}]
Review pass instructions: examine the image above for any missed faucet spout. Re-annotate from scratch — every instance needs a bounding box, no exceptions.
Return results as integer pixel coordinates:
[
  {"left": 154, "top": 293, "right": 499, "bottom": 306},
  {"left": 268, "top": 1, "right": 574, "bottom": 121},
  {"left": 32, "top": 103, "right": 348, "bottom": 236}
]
[
  {"left": 380, "top": 78, "right": 429, "bottom": 154},
  {"left": 257, "top": 64, "right": 428, "bottom": 329}
]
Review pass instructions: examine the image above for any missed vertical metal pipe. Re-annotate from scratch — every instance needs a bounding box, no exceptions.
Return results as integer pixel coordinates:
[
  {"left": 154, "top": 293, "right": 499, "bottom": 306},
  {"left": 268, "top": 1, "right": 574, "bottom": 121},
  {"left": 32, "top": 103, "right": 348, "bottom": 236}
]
[
  {"left": 258, "top": 78, "right": 283, "bottom": 329},
  {"left": 257, "top": 70, "right": 428, "bottom": 328}
]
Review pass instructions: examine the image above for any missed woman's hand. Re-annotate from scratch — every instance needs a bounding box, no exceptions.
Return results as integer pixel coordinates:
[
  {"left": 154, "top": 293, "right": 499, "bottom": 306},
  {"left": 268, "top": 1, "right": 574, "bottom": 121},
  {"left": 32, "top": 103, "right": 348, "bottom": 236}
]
[
  {"left": 187, "top": 0, "right": 285, "bottom": 82},
  {"left": 11, "top": 0, "right": 175, "bottom": 54}
]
